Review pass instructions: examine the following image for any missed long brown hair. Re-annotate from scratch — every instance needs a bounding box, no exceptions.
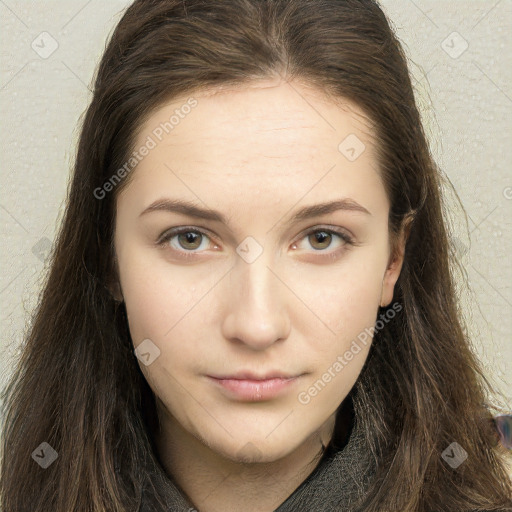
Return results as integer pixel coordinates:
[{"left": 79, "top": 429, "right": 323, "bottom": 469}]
[{"left": 1, "top": 0, "right": 511, "bottom": 510}]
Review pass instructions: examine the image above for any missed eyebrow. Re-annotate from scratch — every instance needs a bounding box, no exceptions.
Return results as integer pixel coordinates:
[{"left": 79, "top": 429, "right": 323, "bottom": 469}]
[{"left": 139, "top": 197, "right": 371, "bottom": 225}]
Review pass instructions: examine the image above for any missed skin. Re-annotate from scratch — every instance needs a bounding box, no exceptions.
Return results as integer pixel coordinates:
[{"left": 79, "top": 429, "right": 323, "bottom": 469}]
[{"left": 113, "top": 77, "right": 406, "bottom": 512}]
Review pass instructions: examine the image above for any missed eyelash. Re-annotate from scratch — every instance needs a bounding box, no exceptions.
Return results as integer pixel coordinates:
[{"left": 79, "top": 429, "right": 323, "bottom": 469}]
[{"left": 156, "top": 225, "right": 356, "bottom": 260}]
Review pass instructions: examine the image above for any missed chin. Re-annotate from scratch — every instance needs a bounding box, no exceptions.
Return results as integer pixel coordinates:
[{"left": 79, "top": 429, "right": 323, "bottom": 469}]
[{"left": 211, "top": 436, "right": 294, "bottom": 464}]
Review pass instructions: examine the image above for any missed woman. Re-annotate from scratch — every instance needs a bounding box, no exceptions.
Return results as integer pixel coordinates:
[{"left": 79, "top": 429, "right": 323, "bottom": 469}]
[{"left": 1, "top": 0, "right": 511, "bottom": 511}]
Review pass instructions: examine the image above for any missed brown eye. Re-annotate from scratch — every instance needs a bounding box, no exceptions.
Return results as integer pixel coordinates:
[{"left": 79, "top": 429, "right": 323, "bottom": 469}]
[
  {"left": 308, "top": 230, "right": 333, "bottom": 250},
  {"left": 157, "top": 227, "right": 214, "bottom": 258},
  {"left": 290, "top": 226, "right": 355, "bottom": 259},
  {"left": 177, "top": 231, "right": 203, "bottom": 250}
]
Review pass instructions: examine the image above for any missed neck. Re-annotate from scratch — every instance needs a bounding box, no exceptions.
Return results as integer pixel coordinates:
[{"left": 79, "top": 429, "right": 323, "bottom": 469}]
[{"left": 153, "top": 401, "right": 337, "bottom": 512}]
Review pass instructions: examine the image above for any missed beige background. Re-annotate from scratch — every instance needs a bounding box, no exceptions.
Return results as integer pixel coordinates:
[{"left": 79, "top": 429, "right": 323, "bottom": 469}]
[{"left": 1, "top": 1, "right": 511, "bottom": 412}]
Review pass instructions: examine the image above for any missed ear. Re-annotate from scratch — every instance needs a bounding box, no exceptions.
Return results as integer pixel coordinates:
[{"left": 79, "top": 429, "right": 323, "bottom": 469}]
[
  {"left": 107, "top": 255, "right": 124, "bottom": 303},
  {"left": 379, "top": 216, "right": 412, "bottom": 307},
  {"left": 109, "top": 281, "right": 124, "bottom": 303}
]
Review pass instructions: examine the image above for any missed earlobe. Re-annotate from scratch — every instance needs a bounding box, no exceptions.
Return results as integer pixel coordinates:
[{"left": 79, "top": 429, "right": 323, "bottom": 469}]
[
  {"left": 379, "top": 233, "right": 407, "bottom": 308},
  {"left": 109, "top": 281, "right": 124, "bottom": 303},
  {"left": 380, "top": 213, "right": 414, "bottom": 307},
  {"left": 108, "top": 255, "right": 124, "bottom": 303}
]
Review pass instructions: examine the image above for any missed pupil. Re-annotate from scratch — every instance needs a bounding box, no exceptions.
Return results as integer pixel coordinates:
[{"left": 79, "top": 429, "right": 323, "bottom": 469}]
[
  {"left": 312, "top": 231, "right": 330, "bottom": 249},
  {"left": 180, "top": 232, "right": 200, "bottom": 249}
]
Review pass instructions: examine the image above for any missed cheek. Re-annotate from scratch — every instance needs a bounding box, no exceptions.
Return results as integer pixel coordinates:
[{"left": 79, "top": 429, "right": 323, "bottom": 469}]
[
  {"left": 289, "top": 251, "right": 386, "bottom": 401},
  {"left": 117, "top": 249, "right": 174, "bottom": 343},
  {"left": 288, "top": 251, "right": 386, "bottom": 340},
  {"left": 118, "top": 251, "right": 213, "bottom": 374},
  {"left": 294, "top": 267, "right": 382, "bottom": 410}
]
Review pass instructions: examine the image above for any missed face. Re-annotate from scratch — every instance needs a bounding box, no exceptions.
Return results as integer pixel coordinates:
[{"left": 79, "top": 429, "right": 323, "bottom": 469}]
[{"left": 113, "top": 78, "right": 404, "bottom": 464}]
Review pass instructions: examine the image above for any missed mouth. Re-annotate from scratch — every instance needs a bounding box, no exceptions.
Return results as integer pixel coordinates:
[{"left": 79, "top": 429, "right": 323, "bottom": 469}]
[{"left": 206, "top": 373, "right": 305, "bottom": 402}]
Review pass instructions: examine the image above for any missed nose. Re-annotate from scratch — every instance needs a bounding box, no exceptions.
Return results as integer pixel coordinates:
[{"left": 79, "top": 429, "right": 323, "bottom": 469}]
[{"left": 221, "top": 252, "right": 291, "bottom": 351}]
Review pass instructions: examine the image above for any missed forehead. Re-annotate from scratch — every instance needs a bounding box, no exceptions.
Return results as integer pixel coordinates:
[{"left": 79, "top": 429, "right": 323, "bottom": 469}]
[
  {"left": 121, "top": 79, "right": 386, "bottom": 215},
  {"left": 136, "top": 79, "right": 374, "bottom": 155}
]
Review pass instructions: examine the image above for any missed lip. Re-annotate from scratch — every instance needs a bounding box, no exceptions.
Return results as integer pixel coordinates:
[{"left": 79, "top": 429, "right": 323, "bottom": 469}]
[
  {"left": 207, "top": 374, "right": 303, "bottom": 401},
  {"left": 208, "top": 370, "right": 300, "bottom": 381}
]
